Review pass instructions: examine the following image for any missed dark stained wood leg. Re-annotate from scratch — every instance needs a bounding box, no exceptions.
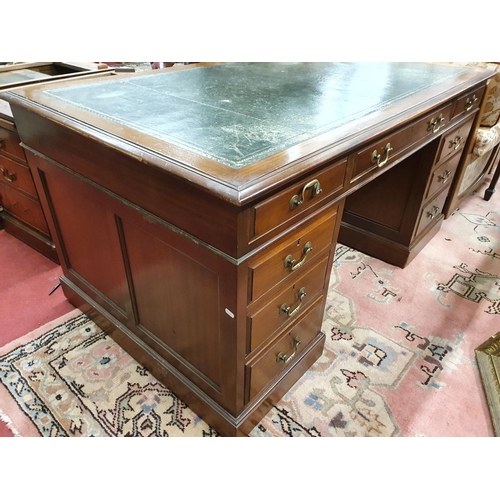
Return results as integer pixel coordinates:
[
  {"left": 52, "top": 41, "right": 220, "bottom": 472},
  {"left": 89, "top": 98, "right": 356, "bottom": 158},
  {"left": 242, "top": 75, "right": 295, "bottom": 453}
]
[{"left": 484, "top": 144, "right": 500, "bottom": 201}]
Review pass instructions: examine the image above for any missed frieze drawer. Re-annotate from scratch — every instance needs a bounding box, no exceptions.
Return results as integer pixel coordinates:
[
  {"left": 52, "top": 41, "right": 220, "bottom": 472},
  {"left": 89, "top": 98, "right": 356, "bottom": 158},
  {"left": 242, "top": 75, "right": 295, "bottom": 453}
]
[
  {"left": 351, "top": 103, "right": 454, "bottom": 186},
  {"left": 249, "top": 158, "right": 347, "bottom": 245},
  {"left": 0, "top": 155, "right": 37, "bottom": 197},
  {"left": 436, "top": 116, "right": 474, "bottom": 164},
  {"left": 452, "top": 86, "right": 484, "bottom": 121},
  {"left": 245, "top": 297, "right": 324, "bottom": 403}
]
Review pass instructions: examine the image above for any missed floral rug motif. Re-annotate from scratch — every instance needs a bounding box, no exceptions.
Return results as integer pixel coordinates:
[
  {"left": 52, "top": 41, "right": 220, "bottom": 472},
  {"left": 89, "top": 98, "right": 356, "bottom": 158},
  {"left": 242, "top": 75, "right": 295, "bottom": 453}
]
[{"left": 0, "top": 187, "right": 498, "bottom": 437}]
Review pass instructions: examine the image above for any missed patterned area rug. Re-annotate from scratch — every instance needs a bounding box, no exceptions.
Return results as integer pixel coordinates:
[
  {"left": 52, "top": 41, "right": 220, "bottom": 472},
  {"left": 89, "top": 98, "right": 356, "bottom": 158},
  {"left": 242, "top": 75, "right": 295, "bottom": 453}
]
[{"left": 0, "top": 187, "right": 498, "bottom": 437}]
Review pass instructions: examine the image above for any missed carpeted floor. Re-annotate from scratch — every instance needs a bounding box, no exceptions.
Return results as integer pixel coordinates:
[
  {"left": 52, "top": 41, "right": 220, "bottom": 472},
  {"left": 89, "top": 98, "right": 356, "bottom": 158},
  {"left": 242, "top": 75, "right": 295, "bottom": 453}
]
[{"left": 0, "top": 179, "right": 498, "bottom": 437}]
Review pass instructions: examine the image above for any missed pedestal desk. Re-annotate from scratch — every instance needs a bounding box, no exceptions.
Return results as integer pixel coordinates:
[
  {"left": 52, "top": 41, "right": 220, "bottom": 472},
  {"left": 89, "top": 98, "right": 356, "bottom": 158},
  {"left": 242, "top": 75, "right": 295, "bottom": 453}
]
[{"left": 4, "top": 62, "right": 494, "bottom": 436}]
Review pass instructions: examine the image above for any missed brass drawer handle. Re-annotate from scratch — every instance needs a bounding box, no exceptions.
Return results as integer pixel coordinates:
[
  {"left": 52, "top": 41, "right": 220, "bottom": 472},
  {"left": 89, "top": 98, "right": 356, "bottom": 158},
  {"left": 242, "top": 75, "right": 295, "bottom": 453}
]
[
  {"left": 428, "top": 114, "right": 445, "bottom": 133},
  {"left": 281, "top": 287, "right": 307, "bottom": 317},
  {"left": 371, "top": 142, "right": 393, "bottom": 168},
  {"left": 427, "top": 206, "right": 440, "bottom": 219},
  {"left": 289, "top": 179, "right": 322, "bottom": 210},
  {"left": 438, "top": 170, "right": 452, "bottom": 183},
  {"left": 465, "top": 95, "right": 478, "bottom": 111},
  {"left": 0, "top": 166, "right": 17, "bottom": 182},
  {"left": 277, "top": 337, "right": 301, "bottom": 364},
  {"left": 449, "top": 136, "right": 463, "bottom": 150},
  {"left": 284, "top": 241, "right": 313, "bottom": 271}
]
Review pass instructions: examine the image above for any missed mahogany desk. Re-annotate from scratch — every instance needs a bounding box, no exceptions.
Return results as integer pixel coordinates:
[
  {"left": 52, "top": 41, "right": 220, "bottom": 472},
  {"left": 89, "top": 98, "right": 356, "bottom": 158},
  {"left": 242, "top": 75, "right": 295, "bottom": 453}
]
[{"left": 4, "top": 62, "right": 494, "bottom": 436}]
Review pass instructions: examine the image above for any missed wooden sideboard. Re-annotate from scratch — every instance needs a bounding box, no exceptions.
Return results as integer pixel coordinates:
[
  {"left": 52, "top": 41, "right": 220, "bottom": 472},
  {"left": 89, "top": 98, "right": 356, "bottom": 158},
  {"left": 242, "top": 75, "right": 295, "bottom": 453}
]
[
  {"left": 4, "top": 62, "right": 493, "bottom": 436},
  {"left": 0, "top": 62, "right": 112, "bottom": 262}
]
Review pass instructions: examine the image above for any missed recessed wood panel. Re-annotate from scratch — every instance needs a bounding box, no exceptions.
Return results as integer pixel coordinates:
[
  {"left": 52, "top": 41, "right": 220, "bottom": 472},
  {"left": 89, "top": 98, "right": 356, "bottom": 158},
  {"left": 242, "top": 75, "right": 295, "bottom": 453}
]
[
  {"left": 121, "top": 218, "right": 223, "bottom": 390},
  {"left": 41, "top": 170, "right": 130, "bottom": 314}
]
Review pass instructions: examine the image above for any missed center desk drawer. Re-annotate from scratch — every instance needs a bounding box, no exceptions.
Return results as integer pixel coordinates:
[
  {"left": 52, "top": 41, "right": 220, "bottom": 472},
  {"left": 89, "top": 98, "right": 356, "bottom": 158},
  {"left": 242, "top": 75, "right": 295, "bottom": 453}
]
[
  {"left": 350, "top": 103, "right": 453, "bottom": 186},
  {"left": 249, "top": 158, "right": 347, "bottom": 244},
  {"left": 247, "top": 254, "right": 330, "bottom": 354},
  {"left": 246, "top": 297, "right": 324, "bottom": 403},
  {"left": 0, "top": 155, "right": 37, "bottom": 197},
  {"left": 247, "top": 202, "right": 340, "bottom": 304}
]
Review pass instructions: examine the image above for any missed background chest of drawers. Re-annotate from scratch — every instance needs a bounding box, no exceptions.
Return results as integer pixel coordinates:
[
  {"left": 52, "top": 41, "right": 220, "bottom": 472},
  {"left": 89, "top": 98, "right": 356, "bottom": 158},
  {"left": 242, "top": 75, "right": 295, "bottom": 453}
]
[
  {"left": 0, "top": 62, "right": 113, "bottom": 262},
  {"left": 0, "top": 116, "right": 57, "bottom": 261}
]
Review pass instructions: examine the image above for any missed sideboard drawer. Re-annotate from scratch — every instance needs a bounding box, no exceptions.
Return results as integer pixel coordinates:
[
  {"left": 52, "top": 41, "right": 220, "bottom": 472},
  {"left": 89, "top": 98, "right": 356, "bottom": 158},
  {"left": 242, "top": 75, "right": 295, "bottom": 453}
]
[
  {"left": 424, "top": 152, "right": 461, "bottom": 202},
  {"left": 414, "top": 188, "right": 449, "bottom": 239},
  {"left": 246, "top": 297, "right": 324, "bottom": 402},
  {"left": 436, "top": 116, "right": 474, "bottom": 164},
  {"left": 247, "top": 202, "right": 340, "bottom": 304},
  {"left": 249, "top": 158, "right": 347, "bottom": 244},
  {"left": 247, "top": 254, "right": 329, "bottom": 354},
  {"left": 0, "top": 183, "right": 49, "bottom": 234},
  {"left": 0, "top": 155, "right": 37, "bottom": 197},
  {"left": 0, "top": 127, "right": 26, "bottom": 163},
  {"left": 351, "top": 103, "right": 453, "bottom": 185}
]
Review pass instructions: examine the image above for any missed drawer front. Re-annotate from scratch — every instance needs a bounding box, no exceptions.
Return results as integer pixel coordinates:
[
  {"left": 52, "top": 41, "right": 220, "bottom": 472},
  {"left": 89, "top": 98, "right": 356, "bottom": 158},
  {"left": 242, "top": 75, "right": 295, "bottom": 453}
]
[
  {"left": 436, "top": 116, "right": 474, "bottom": 164},
  {"left": 0, "top": 127, "right": 27, "bottom": 163},
  {"left": 414, "top": 188, "right": 449, "bottom": 238},
  {"left": 250, "top": 158, "right": 347, "bottom": 244},
  {"left": 0, "top": 155, "right": 37, "bottom": 197},
  {"left": 0, "top": 183, "right": 49, "bottom": 234},
  {"left": 247, "top": 254, "right": 330, "bottom": 354},
  {"left": 351, "top": 103, "right": 453, "bottom": 185},
  {"left": 452, "top": 86, "right": 484, "bottom": 121},
  {"left": 425, "top": 152, "right": 461, "bottom": 201},
  {"left": 248, "top": 203, "right": 340, "bottom": 303},
  {"left": 246, "top": 297, "right": 324, "bottom": 402}
]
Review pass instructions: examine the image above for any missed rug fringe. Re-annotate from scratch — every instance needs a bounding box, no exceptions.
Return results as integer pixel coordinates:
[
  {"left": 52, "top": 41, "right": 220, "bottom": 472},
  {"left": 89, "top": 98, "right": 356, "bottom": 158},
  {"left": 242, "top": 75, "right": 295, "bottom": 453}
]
[{"left": 0, "top": 406, "right": 22, "bottom": 437}]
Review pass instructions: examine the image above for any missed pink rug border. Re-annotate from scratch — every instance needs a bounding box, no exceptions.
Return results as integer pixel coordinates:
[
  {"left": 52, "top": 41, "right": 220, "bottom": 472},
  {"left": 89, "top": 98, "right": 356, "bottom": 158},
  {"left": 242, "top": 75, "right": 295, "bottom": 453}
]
[{"left": 0, "top": 308, "right": 82, "bottom": 437}]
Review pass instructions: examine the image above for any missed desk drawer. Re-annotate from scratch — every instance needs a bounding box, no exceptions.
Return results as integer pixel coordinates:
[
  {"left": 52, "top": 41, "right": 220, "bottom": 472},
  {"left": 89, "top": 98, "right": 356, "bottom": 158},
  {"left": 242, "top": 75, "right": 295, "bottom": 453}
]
[
  {"left": 247, "top": 254, "right": 329, "bottom": 354},
  {"left": 414, "top": 188, "right": 449, "bottom": 238},
  {"left": 246, "top": 297, "right": 324, "bottom": 402},
  {"left": 0, "top": 127, "right": 27, "bottom": 163},
  {"left": 247, "top": 202, "right": 340, "bottom": 304},
  {"left": 250, "top": 158, "right": 347, "bottom": 244},
  {"left": 436, "top": 116, "right": 474, "bottom": 164},
  {"left": 0, "top": 183, "right": 49, "bottom": 235},
  {"left": 0, "top": 155, "right": 37, "bottom": 197},
  {"left": 452, "top": 87, "right": 484, "bottom": 121},
  {"left": 425, "top": 152, "right": 461, "bottom": 201},
  {"left": 351, "top": 103, "right": 453, "bottom": 185}
]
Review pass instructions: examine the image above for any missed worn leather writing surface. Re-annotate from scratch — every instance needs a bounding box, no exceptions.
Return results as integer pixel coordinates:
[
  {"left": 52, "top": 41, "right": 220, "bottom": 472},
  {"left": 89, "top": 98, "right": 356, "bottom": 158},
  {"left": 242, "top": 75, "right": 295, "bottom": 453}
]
[{"left": 43, "top": 62, "right": 467, "bottom": 169}]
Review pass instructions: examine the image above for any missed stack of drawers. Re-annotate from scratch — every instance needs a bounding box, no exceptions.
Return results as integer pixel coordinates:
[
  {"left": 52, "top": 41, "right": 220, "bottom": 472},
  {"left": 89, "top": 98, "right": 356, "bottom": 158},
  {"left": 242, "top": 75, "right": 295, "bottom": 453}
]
[
  {"left": 243, "top": 159, "right": 347, "bottom": 407},
  {"left": 0, "top": 117, "right": 57, "bottom": 261}
]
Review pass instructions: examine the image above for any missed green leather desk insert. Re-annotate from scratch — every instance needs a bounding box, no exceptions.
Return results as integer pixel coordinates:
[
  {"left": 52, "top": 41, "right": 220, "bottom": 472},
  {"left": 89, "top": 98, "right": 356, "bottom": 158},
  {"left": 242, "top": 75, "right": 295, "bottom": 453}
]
[{"left": 42, "top": 62, "right": 467, "bottom": 169}]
